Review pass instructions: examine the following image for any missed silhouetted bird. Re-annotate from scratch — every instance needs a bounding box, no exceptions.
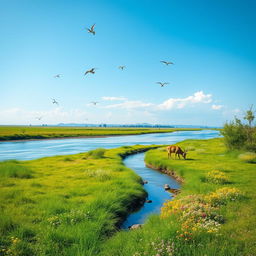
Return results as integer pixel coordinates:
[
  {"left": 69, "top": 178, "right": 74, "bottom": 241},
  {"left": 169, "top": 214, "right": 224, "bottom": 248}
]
[
  {"left": 156, "top": 82, "right": 169, "bottom": 87},
  {"left": 160, "top": 61, "right": 174, "bottom": 65},
  {"left": 52, "top": 99, "right": 59, "bottom": 105},
  {"left": 53, "top": 74, "right": 62, "bottom": 78},
  {"left": 87, "top": 24, "right": 96, "bottom": 35},
  {"left": 84, "top": 68, "right": 96, "bottom": 76},
  {"left": 36, "top": 116, "right": 43, "bottom": 120},
  {"left": 118, "top": 66, "right": 126, "bottom": 70},
  {"left": 91, "top": 101, "right": 99, "bottom": 105}
]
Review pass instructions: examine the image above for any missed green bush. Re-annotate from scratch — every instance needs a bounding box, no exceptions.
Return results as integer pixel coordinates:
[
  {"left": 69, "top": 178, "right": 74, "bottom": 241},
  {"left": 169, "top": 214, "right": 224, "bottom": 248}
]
[{"left": 221, "top": 118, "right": 256, "bottom": 151}]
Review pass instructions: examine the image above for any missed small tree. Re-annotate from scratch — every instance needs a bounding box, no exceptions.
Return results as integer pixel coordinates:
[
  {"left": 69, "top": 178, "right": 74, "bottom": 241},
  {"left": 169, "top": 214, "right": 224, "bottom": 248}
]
[
  {"left": 244, "top": 105, "right": 255, "bottom": 127},
  {"left": 221, "top": 117, "right": 247, "bottom": 150},
  {"left": 221, "top": 106, "right": 256, "bottom": 151}
]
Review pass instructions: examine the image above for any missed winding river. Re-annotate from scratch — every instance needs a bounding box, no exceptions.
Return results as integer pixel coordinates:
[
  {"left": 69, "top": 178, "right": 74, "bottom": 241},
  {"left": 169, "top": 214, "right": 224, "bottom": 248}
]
[{"left": 122, "top": 152, "right": 180, "bottom": 229}]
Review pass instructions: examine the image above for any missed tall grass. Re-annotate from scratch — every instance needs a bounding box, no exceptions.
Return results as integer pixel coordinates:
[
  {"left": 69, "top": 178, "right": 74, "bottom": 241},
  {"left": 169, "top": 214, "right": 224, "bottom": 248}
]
[
  {"left": 0, "top": 161, "right": 33, "bottom": 178},
  {"left": 1, "top": 140, "right": 255, "bottom": 255},
  {"left": 0, "top": 145, "right": 156, "bottom": 256}
]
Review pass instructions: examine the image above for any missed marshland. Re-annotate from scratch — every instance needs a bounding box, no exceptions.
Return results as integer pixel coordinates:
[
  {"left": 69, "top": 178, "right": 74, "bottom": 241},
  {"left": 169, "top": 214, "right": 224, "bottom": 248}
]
[
  {"left": 0, "top": 125, "right": 255, "bottom": 255},
  {"left": 1, "top": 1, "right": 255, "bottom": 255}
]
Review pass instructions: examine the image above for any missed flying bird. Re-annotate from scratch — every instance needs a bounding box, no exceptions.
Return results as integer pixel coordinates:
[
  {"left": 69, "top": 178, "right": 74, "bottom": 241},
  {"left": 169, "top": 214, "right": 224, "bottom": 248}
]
[
  {"left": 53, "top": 74, "right": 62, "bottom": 78},
  {"left": 91, "top": 101, "right": 99, "bottom": 105},
  {"left": 52, "top": 99, "right": 59, "bottom": 105},
  {"left": 36, "top": 116, "right": 43, "bottom": 120},
  {"left": 87, "top": 24, "right": 96, "bottom": 35},
  {"left": 84, "top": 68, "right": 96, "bottom": 76},
  {"left": 118, "top": 66, "right": 126, "bottom": 70},
  {"left": 156, "top": 82, "right": 169, "bottom": 87},
  {"left": 160, "top": 61, "right": 174, "bottom": 65}
]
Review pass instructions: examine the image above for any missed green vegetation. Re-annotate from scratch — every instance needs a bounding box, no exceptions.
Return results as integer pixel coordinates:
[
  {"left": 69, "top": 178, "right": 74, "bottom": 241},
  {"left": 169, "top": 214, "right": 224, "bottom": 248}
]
[
  {"left": 221, "top": 106, "right": 256, "bottom": 151},
  {"left": 1, "top": 138, "right": 255, "bottom": 255},
  {"left": 100, "top": 138, "right": 255, "bottom": 256},
  {"left": 0, "top": 145, "right": 158, "bottom": 256},
  {"left": 0, "top": 161, "right": 33, "bottom": 179},
  {"left": 0, "top": 126, "right": 202, "bottom": 141}
]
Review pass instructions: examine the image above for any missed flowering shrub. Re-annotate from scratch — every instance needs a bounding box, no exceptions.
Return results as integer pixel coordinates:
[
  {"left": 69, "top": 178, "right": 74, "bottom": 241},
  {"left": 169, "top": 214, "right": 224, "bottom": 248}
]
[
  {"left": 161, "top": 195, "right": 222, "bottom": 234},
  {"left": 205, "top": 170, "right": 229, "bottom": 184},
  {"left": 205, "top": 187, "right": 243, "bottom": 206},
  {"left": 133, "top": 239, "right": 175, "bottom": 256},
  {"left": 161, "top": 187, "right": 242, "bottom": 236}
]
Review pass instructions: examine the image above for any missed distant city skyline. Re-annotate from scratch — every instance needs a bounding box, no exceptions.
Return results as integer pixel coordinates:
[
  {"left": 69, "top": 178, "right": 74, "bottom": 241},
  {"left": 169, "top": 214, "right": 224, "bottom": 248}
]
[{"left": 1, "top": 0, "right": 255, "bottom": 126}]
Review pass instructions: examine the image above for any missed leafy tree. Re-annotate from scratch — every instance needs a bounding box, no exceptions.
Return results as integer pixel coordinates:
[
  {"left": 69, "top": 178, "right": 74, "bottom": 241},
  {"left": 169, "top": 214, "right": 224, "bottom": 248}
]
[
  {"left": 221, "top": 106, "right": 256, "bottom": 151},
  {"left": 221, "top": 118, "right": 247, "bottom": 150},
  {"left": 244, "top": 105, "right": 255, "bottom": 127}
]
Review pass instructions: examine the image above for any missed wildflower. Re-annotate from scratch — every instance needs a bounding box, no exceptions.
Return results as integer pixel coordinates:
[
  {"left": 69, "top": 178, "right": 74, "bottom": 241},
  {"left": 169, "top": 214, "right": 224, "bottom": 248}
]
[{"left": 205, "top": 170, "right": 229, "bottom": 184}]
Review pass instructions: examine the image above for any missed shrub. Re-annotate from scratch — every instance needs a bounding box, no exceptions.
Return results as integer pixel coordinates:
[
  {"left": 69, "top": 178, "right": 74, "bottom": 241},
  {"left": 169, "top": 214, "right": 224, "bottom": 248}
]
[
  {"left": 161, "top": 187, "right": 243, "bottom": 235},
  {"left": 221, "top": 106, "right": 256, "bottom": 151},
  {"left": 161, "top": 195, "right": 222, "bottom": 234},
  {"left": 221, "top": 118, "right": 248, "bottom": 150},
  {"left": 205, "top": 187, "right": 243, "bottom": 206},
  {"left": 205, "top": 170, "right": 229, "bottom": 184}
]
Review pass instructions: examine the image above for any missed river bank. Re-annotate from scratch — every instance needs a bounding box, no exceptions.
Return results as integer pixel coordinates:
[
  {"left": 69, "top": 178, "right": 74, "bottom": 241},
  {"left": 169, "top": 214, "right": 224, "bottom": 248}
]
[
  {"left": 101, "top": 137, "right": 256, "bottom": 256},
  {"left": 0, "top": 126, "right": 204, "bottom": 141}
]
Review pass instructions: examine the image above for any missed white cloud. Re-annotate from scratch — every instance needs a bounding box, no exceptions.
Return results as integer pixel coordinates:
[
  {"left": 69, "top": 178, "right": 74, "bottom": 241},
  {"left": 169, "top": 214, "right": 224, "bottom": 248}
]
[
  {"left": 211, "top": 104, "right": 223, "bottom": 110},
  {"left": 158, "top": 91, "right": 212, "bottom": 110},
  {"left": 0, "top": 108, "right": 90, "bottom": 125},
  {"left": 104, "top": 100, "right": 154, "bottom": 109},
  {"left": 0, "top": 91, "right": 218, "bottom": 125},
  {"left": 102, "top": 96, "right": 127, "bottom": 101}
]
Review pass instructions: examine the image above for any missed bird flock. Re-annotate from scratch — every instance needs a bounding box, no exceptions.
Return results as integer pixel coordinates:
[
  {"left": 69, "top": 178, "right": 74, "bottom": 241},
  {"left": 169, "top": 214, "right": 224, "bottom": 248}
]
[{"left": 39, "top": 23, "right": 174, "bottom": 123}]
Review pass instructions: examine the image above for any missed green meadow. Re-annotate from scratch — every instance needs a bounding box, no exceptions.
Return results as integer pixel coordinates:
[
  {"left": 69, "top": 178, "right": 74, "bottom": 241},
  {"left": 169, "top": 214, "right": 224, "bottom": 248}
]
[
  {"left": 99, "top": 138, "right": 256, "bottom": 256},
  {"left": 0, "top": 126, "right": 202, "bottom": 141},
  {"left": 0, "top": 145, "right": 159, "bottom": 256},
  {"left": 0, "top": 138, "right": 255, "bottom": 256}
]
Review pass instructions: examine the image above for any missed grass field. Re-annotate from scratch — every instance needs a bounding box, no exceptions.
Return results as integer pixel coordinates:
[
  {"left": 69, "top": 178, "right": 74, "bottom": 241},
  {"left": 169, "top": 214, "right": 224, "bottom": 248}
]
[
  {"left": 0, "top": 145, "right": 158, "bottom": 256},
  {"left": 0, "top": 126, "right": 202, "bottom": 141},
  {"left": 101, "top": 138, "right": 255, "bottom": 256},
  {"left": 1, "top": 138, "right": 255, "bottom": 256}
]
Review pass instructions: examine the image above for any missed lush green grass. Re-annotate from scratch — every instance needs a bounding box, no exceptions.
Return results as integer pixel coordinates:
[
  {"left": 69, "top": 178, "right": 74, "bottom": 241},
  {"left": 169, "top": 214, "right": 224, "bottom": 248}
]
[
  {"left": 0, "top": 145, "right": 158, "bottom": 256},
  {"left": 1, "top": 138, "right": 255, "bottom": 256},
  {"left": 100, "top": 138, "right": 255, "bottom": 256},
  {"left": 0, "top": 126, "right": 202, "bottom": 141}
]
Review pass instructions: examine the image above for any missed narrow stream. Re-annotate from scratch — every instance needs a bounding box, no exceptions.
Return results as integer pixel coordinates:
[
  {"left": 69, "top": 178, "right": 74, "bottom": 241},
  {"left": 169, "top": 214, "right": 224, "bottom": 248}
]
[{"left": 121, "top": 152, "right": 180, "bottom": 229}]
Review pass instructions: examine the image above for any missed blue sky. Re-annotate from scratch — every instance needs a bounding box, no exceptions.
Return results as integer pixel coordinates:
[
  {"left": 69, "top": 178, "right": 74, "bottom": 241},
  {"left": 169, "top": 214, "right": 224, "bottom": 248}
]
[{"left": 0, "top": 0, "right": 255, "bottom": 126}]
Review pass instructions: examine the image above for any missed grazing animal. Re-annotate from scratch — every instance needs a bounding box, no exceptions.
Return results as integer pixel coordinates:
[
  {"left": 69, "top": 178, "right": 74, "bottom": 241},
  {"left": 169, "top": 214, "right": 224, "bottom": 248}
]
[
  {"left": 87, "top": 24, "right": 96, "bottom": 35},
  {"left": 160, "top": 60, "right": 174, "bottom": 65},
  {"left": 156, "top": 82, "right": 169, "bottom": 87},
  {"left": 167, "top": 145, "right": 187, "bottom": 159},
  {"left": 84, "top": 68, "right": 96, "bottom": 76}
]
